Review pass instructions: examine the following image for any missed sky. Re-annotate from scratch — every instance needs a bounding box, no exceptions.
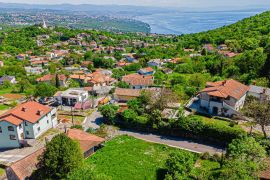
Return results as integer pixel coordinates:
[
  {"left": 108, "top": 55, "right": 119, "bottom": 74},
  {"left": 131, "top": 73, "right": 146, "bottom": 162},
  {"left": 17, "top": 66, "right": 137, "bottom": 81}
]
[{"left": 0, "top": 0, "right": 270, "bottom": 8}]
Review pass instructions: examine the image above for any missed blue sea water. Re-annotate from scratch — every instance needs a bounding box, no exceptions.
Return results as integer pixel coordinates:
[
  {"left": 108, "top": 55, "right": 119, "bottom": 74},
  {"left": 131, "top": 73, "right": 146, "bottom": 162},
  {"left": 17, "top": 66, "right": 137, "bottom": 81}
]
[{"left": 135, "top": 10, "right": 265, "bottom": 34}]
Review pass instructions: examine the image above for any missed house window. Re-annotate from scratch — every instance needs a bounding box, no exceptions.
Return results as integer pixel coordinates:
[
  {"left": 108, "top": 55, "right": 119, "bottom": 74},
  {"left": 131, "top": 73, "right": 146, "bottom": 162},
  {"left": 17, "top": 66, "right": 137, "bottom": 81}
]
[
  {"left": 0, "top": 126, "right": 2, "bottom": 133},
  {"left": 47, "top": 120, "right": 49, "bottom": 124},
  {"left": 8, "top": 126, "right": 14, "bottom": 131},
  {"left": 25, "top": 122, "right": 28, "bottom": 126},
  {"left": 26, "top": 131, "right": 29, "bottom": 135},
  {"left": 19, "top": 124, "right": 22, "bottom": 129},
  {"left": 10, "top": 135, "right": 16, "bottom": 140},
  {"left": 37, "top": 127, "right": 41, "bottom": 132}
]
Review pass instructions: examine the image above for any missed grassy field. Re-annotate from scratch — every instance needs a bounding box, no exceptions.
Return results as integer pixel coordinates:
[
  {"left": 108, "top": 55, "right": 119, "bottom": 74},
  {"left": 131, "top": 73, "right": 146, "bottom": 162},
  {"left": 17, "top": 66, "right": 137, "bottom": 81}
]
[
  {"left": 0, "top": 167, "right": 5, "bottom": 176},
  {"left": 85, "top": 135, "right": 195, "bottom": 180}
]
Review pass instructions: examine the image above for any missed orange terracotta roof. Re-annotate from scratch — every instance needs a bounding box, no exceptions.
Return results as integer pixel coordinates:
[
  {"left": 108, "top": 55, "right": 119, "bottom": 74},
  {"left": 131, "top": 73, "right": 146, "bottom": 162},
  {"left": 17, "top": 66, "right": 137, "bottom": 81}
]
[
  {"left": 0, "top": 101, "right": 52, "bottom": 125},
  {"left": 122, "top": 74, "right": 153, "bottom": 86},
  {"left": 67, "top": 129, "right": 104, "bottom": 152},
  {"left": 114, "top": 88, "right": 141, "bottom": 97},
  {"left": 36, "top": 74, "right": 66, "bottom": 82},
  {"left": 70, "top": 74, "right": 87, "bottom": 80},
  {"left": 7, "top": 148, "right": 45, "bottom": 180},
  {"left": 31, "top": 60, "right": 48, "bottom": 65},
  {"left": 201, "top": 79, "right": 249, "bottom": 100}
]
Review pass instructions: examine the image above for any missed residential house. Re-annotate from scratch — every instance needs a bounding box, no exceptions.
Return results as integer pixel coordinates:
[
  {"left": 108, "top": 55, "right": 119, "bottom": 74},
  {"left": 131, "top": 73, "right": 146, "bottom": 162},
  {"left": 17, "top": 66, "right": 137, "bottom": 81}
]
[
  {"left": 17, "top": 54, "right": 27, "bottom": 61},
  {"left": 25, "top": 66, "right": 45, "bottom": 75},
  {"left": 0, "top": 101, "right": 57, "bottom": 149},
  {"left": 122, "top": 74, "right": 154, "bottom": 89},
  {"left": 123, "top": 53, "right": 138, "bottom": 63},
  {"left": 114, "top": 88, "right": 141, "bottom": 102},
  {"left": 5, "top": 129, "right": 104, "bottom": 179},
  {"left": 30, "top": 60, "right": 49, "bottom": 67},
  {"left": 54, "top": 88, "right": 89, "bottom": 106},
  {"left": 67, "top": 129, "right": 104, "bottom": 158},
  {"left": 148, "top": 59, "right": 162, "bottom": 67},
  {"left": 248, "top": 85, "right": 270, "bottom": 101},
  {"left": 199, "top": 79, "right": 249, "bottom": 117},
  {"left": 137, "top": 67, "right": 155, "bottom": 76},
  {"left": 6, "top": 147, "right": 45, "bottom": 180},
  {"left": 203, "top": 44, "right": 215, "bottom": 52},
  {"left": 218, "top": 44, "right": 228, "bottom": 50},
  {"left": 0, "top": 76, "right": 16, "bottom": 85},
  {"left": 36, "top": 74, "right": 67, "bottom": 87}
]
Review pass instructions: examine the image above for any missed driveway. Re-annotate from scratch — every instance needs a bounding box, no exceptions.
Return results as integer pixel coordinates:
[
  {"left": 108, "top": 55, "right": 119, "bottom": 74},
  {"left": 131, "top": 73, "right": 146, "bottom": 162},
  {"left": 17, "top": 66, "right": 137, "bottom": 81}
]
[
  {"left": 0, "top": 142, "right": 44, "bottom": 166},
  {"left": 82, "top": 109, "right": 104, "bottom": 130},
  {"left": 84, "top": 111, "right": 224, "bottom": 154}
]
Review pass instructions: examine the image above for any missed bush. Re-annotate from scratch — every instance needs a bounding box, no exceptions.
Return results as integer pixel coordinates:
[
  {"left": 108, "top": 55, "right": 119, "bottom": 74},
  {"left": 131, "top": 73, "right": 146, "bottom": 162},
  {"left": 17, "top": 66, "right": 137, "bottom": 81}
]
[
  {"left": 201, "top": 152, "right": 210, "bottom": 160},
  {"left": 71, "top": 125, "right": 83, "bottom": 130}
]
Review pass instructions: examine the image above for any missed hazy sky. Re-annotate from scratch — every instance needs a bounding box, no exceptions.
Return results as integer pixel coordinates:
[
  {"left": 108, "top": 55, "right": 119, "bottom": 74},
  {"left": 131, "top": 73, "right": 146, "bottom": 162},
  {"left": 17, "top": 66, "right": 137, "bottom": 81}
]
[{"left": 0, "top": 0, "right": 270, "bottom": 8}]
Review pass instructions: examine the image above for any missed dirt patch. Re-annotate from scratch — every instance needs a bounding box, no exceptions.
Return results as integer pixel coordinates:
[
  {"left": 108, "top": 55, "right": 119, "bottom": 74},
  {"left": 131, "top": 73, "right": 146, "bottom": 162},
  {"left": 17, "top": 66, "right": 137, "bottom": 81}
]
[{"left": 2, "top": 94, "right": 24, "bottom": 100}]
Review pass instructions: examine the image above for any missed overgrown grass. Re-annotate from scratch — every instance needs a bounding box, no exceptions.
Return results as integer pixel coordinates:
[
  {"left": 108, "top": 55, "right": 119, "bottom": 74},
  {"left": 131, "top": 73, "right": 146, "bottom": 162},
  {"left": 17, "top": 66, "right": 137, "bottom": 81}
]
[
  {"left": 37, "top": 128, "right": 61, "bottom": 141},
  {"left": 85, "top": 135, "right": 196, "bottom": 180}
]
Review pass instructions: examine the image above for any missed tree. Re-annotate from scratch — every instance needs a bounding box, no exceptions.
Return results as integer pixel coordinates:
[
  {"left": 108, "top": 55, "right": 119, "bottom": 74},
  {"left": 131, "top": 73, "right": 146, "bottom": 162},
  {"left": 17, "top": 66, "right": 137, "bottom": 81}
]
[
  {"left": 16, "top": 79, "right": 30, "bottom": 93},
  {"left": 165, "top": 152, "right": 197, "bottom": 180},
  {"left": 36, "top": 134, "right": 83, "bottom": 179},
  {"left": 34, "top": 83, "right": 57, "bottom": 97},
  {"left": 55, "top": 74, "right": 60, "bottom": 88},
  {"left": 68, "top": 79, "right": 80, "bottom": 88},
  {"left": 226, "top": 136, "right": 266, "bottom": 163},
  {"left": 98, "top": 104, "right": 119, "bottom": 124},
  {"left": 242, "top": 98, "right": 270, "bottom": 138},
  {"left": 218, "top": 136, "right": 266, "bottom": 179},
  {"left": 116, "top": 81, "right": 129, "bottom": 88}
]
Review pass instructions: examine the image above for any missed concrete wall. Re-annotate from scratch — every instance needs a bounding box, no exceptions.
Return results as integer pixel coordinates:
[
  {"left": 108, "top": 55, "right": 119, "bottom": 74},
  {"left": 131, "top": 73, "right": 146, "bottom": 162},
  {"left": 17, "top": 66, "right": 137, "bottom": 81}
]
[{"left": 0, "top": 121, "right": 21, "bottom": 149}]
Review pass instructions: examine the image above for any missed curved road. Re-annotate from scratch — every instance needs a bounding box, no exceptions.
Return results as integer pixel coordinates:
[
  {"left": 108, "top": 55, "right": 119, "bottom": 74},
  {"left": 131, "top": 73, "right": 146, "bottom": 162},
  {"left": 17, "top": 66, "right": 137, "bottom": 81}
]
[{"left": 83, "top": 110, "right": 224, "bottom": 154}]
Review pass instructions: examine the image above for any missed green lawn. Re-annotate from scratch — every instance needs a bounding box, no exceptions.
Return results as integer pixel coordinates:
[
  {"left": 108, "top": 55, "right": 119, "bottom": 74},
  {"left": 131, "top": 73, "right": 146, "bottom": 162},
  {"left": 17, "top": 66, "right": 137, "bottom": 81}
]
[
  {"left": 85, "top": 135, "right": 195, "bottom": 180},
  {"left": 0, "top": 104, "right": 10, "bottom": 110},
  {"left": 0, "top": 88, "right": 12, "bottom": 95},
  {"left": 0, "top": 167, "right": 5, "bottom": 176}
]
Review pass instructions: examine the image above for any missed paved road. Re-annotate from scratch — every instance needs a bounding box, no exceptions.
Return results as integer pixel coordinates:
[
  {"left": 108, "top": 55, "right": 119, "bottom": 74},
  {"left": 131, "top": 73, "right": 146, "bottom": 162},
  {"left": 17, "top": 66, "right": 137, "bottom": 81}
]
[
  {"left": 117, "top": 130, "right": 224, "bottom": 154},
  {"left": 84, "top": 110, "right": 224, "bottom": 154}
]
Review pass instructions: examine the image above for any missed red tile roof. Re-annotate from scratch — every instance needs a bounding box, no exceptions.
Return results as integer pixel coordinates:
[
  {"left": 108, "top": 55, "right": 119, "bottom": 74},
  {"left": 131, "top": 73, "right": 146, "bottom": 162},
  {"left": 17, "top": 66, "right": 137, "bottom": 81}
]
[
  {"left": 0, "top": 101, "right": 52, "bottom": 125},
  {"left": 122, "top": 74, "right": 153, "bottom": 86},
  {"left": 201, "top": 79, "right": 249, "bottom": 100},
  {"left": 67, "top": 129, "right": 104, "bottom": 152},
  {"left": 6, "top": 148, "right": 45, "bottom": 180}
]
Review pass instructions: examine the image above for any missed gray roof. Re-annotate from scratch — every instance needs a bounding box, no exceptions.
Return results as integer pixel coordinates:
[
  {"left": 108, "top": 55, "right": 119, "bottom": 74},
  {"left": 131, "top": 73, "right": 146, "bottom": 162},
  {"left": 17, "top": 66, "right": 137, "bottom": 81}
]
[{"left": 249, "top": 85, "right": 270, "bottom": 96}]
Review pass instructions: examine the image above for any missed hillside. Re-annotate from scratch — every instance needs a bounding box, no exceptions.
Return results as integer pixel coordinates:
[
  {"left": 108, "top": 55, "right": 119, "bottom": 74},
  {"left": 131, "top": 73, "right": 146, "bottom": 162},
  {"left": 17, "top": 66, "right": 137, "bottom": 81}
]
[{"left": 179, "top": 11, "right": 270, "bottom": 49}]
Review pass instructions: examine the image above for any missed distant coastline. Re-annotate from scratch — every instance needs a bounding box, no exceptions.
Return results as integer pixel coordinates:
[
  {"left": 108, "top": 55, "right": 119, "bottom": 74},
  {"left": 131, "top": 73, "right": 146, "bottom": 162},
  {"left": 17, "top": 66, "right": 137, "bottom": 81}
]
[{"left": 135, "top": 9, "right": 265, "bottom": 34}]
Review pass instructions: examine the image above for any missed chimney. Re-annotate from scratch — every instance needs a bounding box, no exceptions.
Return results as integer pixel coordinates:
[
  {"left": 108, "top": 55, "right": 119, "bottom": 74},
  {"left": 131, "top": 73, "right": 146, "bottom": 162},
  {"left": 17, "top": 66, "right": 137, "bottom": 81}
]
[
  {"left": 37, "top": 110, "right": 43, "bottom": 116},
  {"left": 22, "top": 107, "right": 27, "bottom": 112}
]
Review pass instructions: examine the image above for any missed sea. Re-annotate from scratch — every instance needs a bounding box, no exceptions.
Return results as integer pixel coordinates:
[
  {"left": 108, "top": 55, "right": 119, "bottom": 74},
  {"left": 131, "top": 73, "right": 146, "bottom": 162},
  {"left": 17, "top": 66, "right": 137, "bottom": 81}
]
[{"left": 135, "top": 9, "right": 266, "bottom": 34}]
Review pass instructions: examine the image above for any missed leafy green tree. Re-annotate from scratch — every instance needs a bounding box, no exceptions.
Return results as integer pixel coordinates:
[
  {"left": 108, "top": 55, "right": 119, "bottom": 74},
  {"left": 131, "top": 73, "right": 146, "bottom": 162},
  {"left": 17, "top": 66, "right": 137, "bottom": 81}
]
[
  {"left": 98, "top": 104, "right": 119, "bottom": 124},
  {"left": 68, "top": 79, "right": 80, "bottom": 88},
  {"left": 36, "top": 134, "right": 83, "bottom": 179},
  {"left": 34, "top": 83, "right": 57, "bottom": 97},
  {"left": 165, "top": 152, "right": 197, "bottom": 180},
  {"left": 242, "top": 98, "right": 270, "bottom": 138},
  {"left": 122, "top": 109, "right": 138, "bottom": 122},
  {"left": 226, "top": 136, "right": 266, "bottom": 163},
  {"left": 116, "top": 81, "right": 129, "bottom": 88},
  {"left": 55, "top": 74, "right": 60, "bottom": 88}
]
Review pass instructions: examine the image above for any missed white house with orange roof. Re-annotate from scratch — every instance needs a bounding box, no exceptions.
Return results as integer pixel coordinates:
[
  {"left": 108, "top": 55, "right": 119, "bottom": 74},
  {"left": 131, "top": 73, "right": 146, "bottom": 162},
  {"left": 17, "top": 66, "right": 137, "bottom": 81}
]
[
  {"left": 0, "top": 101, "right": 57, "bottom": 149},
  {"left": 199, "top": 79, "right": 249, "bottom": 117}
]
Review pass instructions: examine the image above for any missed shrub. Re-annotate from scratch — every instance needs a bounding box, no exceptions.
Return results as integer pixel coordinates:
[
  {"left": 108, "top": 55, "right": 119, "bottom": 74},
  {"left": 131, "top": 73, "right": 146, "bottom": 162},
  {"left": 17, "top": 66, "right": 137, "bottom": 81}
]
[{"left": 71, "top": 125, "right": 83, "bottom": 130}]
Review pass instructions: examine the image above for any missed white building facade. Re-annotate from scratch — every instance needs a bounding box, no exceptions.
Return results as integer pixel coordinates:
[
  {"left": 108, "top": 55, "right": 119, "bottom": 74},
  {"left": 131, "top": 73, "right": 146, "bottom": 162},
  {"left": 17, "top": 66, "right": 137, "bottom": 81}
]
[{"left": 0, "top": 101, "right": 57, "bottom": 149}]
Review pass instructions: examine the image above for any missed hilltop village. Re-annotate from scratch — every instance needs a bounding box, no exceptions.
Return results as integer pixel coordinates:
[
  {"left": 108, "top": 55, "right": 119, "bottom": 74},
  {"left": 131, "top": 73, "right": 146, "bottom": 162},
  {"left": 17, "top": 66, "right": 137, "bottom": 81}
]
[{"left": 1, "top": 11, "right": 270, "bottom": 179}]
